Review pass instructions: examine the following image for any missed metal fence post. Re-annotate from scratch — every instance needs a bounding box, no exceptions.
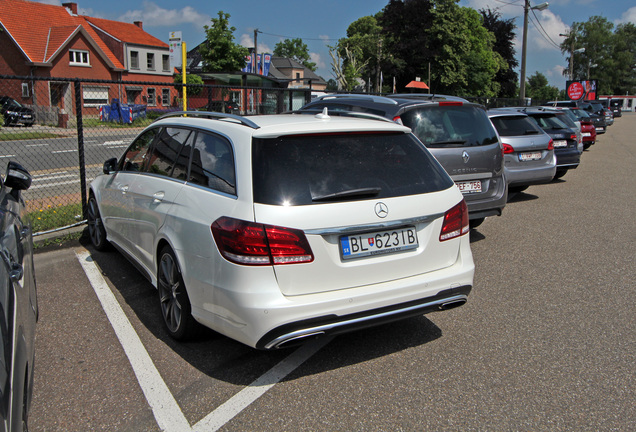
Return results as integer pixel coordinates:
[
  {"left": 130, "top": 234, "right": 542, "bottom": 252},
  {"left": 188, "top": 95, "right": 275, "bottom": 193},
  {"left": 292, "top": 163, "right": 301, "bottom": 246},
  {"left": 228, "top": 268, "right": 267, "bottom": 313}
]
[{"left": 74, "top": 80, "right": 88, "bottom": 220}]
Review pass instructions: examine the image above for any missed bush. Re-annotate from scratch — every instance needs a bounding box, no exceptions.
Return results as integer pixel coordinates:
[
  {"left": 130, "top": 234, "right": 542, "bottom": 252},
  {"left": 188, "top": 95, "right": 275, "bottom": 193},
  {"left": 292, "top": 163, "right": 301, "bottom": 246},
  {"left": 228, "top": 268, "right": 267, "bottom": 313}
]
[{"left": 0, "top": 113, "right": 4, "bottom": 128}]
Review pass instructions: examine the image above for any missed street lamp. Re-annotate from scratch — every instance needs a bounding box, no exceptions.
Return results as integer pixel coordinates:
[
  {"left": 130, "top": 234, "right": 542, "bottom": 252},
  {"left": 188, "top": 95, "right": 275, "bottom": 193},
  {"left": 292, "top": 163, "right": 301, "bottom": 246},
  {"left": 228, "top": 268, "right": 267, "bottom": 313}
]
[{"left": 520, "top": 1, "right": 549, "bottom": 102}]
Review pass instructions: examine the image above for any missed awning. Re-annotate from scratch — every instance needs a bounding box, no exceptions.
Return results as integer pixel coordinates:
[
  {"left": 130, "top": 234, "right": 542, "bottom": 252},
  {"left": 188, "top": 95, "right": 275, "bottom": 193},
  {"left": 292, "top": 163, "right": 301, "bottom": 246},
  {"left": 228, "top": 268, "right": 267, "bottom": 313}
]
[
  {"left": 125, "top": 86, "right": 143, "bottom": 91},
  {"left": 405, "top": 80, "right": 429, "bottom": 90}
]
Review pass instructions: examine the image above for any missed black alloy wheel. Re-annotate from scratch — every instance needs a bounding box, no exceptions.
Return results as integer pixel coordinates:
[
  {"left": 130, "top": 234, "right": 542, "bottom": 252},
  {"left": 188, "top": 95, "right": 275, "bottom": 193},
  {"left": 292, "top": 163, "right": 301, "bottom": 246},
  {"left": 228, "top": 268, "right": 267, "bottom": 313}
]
[
  {"left": 87, "top": 195, "right": 109, "bottom": 251},
  {"left": 157, "top": 247, "right": 198, "bottom": 340}
]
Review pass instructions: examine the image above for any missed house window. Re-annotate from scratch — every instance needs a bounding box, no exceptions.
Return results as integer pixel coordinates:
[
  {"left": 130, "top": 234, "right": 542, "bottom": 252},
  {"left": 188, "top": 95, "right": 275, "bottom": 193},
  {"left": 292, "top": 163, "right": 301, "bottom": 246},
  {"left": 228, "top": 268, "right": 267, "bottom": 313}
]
[
  {"left": 69, "top": 49, "right": 90, "bottom": 66},
  {"left": 162, "top": 55, "right": 170, "bottom": 72},
  {"left": 147, "top": 53, "right": 155, "bottom": 70},
  {"left": 147, "top": 88, "right": 156, "bottom": 106},
  {"left": 21, "top": 83, "right": 30, "bottom": 97},
  {"left": 162, "top": 88, "right": 170, "bottom": 106},
  {"left": 130, "top": 51, "right": 139, "bottom": 69},
  {"left": 83, "top": 86, "right": 109, "bottom": 107}
]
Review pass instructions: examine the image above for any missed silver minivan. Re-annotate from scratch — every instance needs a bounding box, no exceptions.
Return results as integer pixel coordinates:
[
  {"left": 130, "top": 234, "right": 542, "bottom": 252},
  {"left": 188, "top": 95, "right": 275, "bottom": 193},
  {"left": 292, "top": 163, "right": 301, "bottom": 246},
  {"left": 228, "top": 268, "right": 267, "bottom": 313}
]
[{"left": 300, "top": 94, "right": 507, "bottom": 228}]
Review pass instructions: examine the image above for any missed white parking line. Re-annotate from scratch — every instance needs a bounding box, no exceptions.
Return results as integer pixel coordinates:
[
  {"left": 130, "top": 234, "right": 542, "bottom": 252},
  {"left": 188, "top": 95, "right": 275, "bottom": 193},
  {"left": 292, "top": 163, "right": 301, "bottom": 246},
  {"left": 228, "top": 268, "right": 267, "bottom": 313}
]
[
  {"left": 76, "top": 250, "right": 190, "bottom": 431},
  {"left": 76, "top": 248, "right": 331, "bottom": 432},
  {"left": 52, "top": 149, "right": 77, "bottom": 154}
]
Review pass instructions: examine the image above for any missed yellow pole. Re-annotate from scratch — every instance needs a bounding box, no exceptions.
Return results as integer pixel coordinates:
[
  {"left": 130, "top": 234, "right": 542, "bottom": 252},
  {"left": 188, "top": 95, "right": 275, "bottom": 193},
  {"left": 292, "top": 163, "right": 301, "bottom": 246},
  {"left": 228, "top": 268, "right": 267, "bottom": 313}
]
[{"left": 182, "top": 42, "right": 187, "bottom": 112}]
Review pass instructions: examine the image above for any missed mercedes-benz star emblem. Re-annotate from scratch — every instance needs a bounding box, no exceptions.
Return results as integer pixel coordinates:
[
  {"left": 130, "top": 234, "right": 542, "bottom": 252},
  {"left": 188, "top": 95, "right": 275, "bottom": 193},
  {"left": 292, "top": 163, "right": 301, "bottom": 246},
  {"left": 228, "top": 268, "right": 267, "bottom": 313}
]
[
  {"left": 462, "top": 151, "right": 470, "bottom": 164},
  {"left": 375, "top": 202, "right": 389, "bottom": 218}
]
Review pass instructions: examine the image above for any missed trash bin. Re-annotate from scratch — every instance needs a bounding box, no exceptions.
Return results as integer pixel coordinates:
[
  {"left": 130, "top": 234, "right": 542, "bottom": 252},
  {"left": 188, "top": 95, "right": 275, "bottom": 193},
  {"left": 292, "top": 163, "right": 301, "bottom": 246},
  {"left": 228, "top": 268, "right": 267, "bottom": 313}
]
[{"left": 58, "top": 110, "right": 69, "bottom": 128}]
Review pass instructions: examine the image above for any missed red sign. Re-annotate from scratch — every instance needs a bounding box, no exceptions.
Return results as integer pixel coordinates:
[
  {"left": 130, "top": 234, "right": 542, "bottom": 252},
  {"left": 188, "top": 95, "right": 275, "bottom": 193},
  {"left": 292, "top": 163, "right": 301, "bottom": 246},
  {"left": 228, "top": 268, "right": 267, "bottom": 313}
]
[{"left": 568, "top": 82, "right": 585, "bottom": 100}]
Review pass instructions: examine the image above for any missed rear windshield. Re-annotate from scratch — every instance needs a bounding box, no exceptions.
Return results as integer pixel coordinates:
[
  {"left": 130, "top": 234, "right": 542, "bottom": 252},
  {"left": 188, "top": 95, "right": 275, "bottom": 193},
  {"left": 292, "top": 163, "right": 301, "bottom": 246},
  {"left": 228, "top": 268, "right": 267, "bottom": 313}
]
[
  {"left": 528, "top": 114, "right": 569, "bottom": 130},
  {"left": 400, "top": 105, "right": 499, "bottom": 148},
  {"left": 252, "top": 132, "right": 453, "bottom": 206},
  {"left": 489, "top": 115, "right": 544, "bottom": 137}
]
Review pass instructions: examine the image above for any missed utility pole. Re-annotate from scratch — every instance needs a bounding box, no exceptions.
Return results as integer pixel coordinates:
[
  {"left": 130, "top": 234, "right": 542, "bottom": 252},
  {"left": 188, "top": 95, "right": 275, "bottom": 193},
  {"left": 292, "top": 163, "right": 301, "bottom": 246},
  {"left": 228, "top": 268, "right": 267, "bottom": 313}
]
[
  {"left": 375, "top": 38, "right": 382, "bottom": 93},
  {"left": 253, "top": 29, "right": 261, "bottom": 74},
  {"left": 520, "top": 1, "right": 549, "bottom": 102}
]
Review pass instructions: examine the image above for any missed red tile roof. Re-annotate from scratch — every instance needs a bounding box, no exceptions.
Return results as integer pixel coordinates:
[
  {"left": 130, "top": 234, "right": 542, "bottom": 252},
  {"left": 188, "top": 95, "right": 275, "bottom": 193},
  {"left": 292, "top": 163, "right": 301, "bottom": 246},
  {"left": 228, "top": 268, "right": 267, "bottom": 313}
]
[
  {"left": 0, "top": 0, "right": 163, "bottom": 70},
  {"left": 83, "top": 16, "right": 167, "bottom": 48}
]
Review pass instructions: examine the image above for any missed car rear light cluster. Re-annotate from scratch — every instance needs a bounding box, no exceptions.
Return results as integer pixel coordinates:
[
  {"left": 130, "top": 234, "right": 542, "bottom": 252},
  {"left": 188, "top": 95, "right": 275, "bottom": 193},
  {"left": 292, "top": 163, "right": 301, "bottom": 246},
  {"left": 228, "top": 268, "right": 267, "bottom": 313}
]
[
  {"left": 211, "top": 217, "right": 314, "bottom": 266},
  {"left": 547, "top": 139, "right": 554, "bottom": 150},
  {"left": 439, "top": 200, "right": 469, "bottom": 242},
  {"left": 502, "top": 143, "right": 515, "bottom": 154}
]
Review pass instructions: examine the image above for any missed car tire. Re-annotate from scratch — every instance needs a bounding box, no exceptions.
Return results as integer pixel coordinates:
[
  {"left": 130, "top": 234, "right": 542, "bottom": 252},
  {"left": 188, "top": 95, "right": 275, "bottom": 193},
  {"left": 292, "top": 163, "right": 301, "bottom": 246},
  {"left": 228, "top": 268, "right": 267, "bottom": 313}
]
[
  {"left": 87, "top": 195, "right": 109, "bottom": 251},
  {"left": 158, "top": 246, "right": 200, "bottom": 340}
]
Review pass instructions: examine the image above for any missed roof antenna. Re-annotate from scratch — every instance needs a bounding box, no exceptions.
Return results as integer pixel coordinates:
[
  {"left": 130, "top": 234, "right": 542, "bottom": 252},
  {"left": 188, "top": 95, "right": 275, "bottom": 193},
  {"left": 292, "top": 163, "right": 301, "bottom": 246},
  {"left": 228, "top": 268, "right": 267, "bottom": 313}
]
[{"left": 315, "top": 107, "right": 330, "bottom": 119}]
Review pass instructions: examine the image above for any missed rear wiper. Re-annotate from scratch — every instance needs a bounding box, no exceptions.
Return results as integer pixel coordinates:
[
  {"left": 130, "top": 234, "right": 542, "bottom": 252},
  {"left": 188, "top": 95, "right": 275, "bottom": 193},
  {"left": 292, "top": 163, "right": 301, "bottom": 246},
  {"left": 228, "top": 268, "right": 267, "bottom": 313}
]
[
  {"left": 312, "top": 187, "right": 381, "bottom": 202},
  {"left": 427, "top": 140, "right": 467, "bottom": 147}
]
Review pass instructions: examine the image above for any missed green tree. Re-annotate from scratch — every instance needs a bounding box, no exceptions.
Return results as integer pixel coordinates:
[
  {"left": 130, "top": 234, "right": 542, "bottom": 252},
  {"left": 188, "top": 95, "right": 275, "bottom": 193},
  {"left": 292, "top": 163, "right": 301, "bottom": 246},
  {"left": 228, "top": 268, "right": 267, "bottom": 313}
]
[
  {"left": 199, "top": 11, "right": 249, "bottom": 73},
  {"left": 174, "top": 74, "right": 204, "bottom": 97},
  {"left": 379, "top": 0, "right": 502, "bottom": 96},
  {"left": 340, "top": 15, "right": 385, "bottom": 92},
  {"left": 273, "top": 38, "right": 316, "bottom": 71},
  {"left": 526, "top": 72, "right": 559, "bottom": 101},
  {"left": 479, "top": 7, "right": 518, "bottom": 97}
]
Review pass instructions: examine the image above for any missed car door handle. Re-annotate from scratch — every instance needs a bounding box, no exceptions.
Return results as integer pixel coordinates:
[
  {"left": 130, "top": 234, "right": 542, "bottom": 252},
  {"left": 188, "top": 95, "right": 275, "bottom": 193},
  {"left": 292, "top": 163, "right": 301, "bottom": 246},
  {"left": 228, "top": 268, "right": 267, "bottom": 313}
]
[
  {"left": 120, "top": 185, "right": 129, "bottom": 194},
  {"left": 152, "top": 192, "right": 165, "bottom": 203}
]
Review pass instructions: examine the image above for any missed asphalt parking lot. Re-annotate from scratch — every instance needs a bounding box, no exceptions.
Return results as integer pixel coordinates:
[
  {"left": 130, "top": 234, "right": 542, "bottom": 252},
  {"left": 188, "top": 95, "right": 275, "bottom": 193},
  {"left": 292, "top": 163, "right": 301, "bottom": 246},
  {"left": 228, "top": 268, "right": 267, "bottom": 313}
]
[{"left": 31, "top": 114, "right": 635, "bottom": 431}]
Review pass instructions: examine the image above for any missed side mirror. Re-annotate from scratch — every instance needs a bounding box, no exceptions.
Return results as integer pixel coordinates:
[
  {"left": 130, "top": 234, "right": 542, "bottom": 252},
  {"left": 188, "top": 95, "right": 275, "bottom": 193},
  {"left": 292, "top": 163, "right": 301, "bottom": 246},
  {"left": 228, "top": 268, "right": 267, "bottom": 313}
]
[
  {"left": 103, "top": 158, "right": 117, "bottom": 174},
  {"left": 4, "top": 162, "right": 32, "bottom": 191}
]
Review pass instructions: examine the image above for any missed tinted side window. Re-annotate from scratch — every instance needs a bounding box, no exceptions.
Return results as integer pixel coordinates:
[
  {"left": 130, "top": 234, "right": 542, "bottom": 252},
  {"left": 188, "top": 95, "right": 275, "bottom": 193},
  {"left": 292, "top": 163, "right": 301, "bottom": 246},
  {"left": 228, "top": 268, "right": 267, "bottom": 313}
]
[
  {"left": 145, "top": 127, "right": 193, "bottom": 179},
  {"left": 490, "top": 116, "right": 543, "bottom": 137},
  {"left": 252, "top": 132, "right": 453, "bottom": 206},
  {"left": 119, "top": 128, "right": 158, "bottom": 171},
  {"left": 189, "top": 132, "right": 236, "bottom": 195},
  {"left": 528, "top": 115, "right": 568, "bottom": 130},
  {"left": 401, "top": 105, "right": 499, "bottom": 147}
]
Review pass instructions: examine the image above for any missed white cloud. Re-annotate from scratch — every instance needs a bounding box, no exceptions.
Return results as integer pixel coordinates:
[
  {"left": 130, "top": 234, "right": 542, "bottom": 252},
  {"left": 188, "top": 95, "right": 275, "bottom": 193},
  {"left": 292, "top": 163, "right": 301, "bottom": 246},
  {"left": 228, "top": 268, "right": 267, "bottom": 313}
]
[
  {"left": 310, "top": 52, "right": 325, "bottom": 70},
  {"left": 117, "top": 1, "right": 210, "bottom": 30},
  {"left": 240, "top": 34, "right": 272, "bottom": 53},
  {"left": 615, "top": 6, "right": 636, "bottom": 25}
]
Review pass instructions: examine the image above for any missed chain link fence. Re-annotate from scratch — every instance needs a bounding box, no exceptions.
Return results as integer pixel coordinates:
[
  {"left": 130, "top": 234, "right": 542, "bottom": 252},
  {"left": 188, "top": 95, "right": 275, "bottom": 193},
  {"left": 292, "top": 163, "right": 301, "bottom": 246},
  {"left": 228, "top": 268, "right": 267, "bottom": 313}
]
[{"left": 0, "top": 75, "right": 311, "bottom": 235}]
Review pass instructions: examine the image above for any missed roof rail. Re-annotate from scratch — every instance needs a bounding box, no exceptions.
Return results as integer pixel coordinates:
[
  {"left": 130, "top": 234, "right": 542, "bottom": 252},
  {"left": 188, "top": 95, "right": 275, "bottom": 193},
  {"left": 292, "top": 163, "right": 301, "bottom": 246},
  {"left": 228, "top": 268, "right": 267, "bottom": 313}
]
[
  {"left": 388, "top": 93, "right": 470, "bottom": 103},
  {"left": 316, "top": 94, "right": 399, "bottom": 105},
  {"left": 290, "top": 108, "right": 395, "bottom": 123},
  {"left": 156, "top": 111, "right": 260, "bottom": 129}
]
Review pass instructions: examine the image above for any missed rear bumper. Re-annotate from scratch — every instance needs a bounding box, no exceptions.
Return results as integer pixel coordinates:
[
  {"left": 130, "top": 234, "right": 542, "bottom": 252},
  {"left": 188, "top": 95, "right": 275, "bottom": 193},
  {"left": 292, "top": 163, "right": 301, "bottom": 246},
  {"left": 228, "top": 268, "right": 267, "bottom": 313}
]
[
  {"left": 256, "top": 285, "right": 472, "bottom": 349},
  {"left": 463, "top": 175, "right": 507, "bottom": 220},
  {"left": 555, "top": 148, "right": 581, "bottom": 168}
]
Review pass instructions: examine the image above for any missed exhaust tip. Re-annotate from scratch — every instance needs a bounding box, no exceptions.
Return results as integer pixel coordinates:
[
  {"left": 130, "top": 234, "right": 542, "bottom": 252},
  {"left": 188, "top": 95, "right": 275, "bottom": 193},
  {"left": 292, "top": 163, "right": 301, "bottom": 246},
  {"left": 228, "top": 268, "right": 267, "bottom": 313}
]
[
  {"left": 273, "top": 331, "right": 326, "bottom": 349},
  {"left": 439, "top": 298, "right": 467, "bottom": 311}
]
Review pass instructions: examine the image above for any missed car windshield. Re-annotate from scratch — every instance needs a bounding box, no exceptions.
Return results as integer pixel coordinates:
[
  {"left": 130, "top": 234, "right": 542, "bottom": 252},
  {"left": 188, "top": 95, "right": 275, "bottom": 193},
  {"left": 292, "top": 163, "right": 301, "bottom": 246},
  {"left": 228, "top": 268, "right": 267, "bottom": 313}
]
[
  {"left": 571, "top": 109, "right": 590, "bottom": 120},
  {"left": 252, "top": 132, "right": 453, "bottom": 206},
  {"left": 1, "top": 98, "right": 21, "bottom": 108},
  {"left": 528, "top": 114, "right": 568, "bottom": 130},
  {"left": 400, "top": 105, "right": 499, "bottom": 148},
  {"left": 489, "top": 115, "right": 544, "bottom": 137}
]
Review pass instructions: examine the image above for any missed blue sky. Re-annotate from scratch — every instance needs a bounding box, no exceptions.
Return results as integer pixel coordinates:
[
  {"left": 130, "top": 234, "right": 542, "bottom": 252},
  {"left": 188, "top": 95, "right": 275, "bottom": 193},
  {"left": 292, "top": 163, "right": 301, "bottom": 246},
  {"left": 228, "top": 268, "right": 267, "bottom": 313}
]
[{"left": 36, "top": 0, "right": 636, "bottom": 91}]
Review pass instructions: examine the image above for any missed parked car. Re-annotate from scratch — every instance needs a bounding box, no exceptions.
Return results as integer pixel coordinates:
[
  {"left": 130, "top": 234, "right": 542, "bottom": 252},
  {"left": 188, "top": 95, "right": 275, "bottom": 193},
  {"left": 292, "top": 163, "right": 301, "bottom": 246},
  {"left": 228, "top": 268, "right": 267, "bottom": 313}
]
[
  {"left": 0, "top": 162, "right": 38, "bottom": 431},
  {"left": 487, "top": 109, "right": 556, "bottom": 193},
  {"left": 299, "top": 94, "right": 507, "bottom": 228},
  {"left": 520, "top": 107, "right": 581, "bottom": 179},
  {"left": 542, "top": 106, "right": 583, "bottom": 153},
  {"left": 88, "top": 111, "right": 474, "bottom": 349},
  {"left": 598, "top": 99, "right": 615, "bottom": 125},
  {"left": 577, "top": 100, "right": 609, "bottom": 133},
  {"left": 0, "top": 97, "right": 35, "bottom": 127},
  {"left": 570, "top": 108, "right": 597, "bottom": 149},
  {"left": 608, "top": 99, "right": 622, "bottom": 118}
]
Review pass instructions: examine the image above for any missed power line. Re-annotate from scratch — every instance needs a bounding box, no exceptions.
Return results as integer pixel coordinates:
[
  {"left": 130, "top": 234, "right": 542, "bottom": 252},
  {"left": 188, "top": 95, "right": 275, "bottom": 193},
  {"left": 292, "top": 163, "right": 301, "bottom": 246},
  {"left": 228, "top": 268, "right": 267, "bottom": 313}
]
[
  {"left": 529, "top": 8, "right": 562, "bottom": 50},
  {"left": 258, "top": 31, "right": 339, "bottom": 42}
]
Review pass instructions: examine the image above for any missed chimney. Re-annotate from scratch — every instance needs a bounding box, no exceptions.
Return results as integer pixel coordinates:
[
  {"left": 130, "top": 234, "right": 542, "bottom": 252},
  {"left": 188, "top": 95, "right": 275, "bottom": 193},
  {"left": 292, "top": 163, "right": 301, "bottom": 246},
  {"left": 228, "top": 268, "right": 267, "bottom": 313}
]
[
  {"left": 134, "top": 21, "right": 143, "bottom": 30},
  {"left": 62, "top": 2, "right": 78, "bottom": 15}
]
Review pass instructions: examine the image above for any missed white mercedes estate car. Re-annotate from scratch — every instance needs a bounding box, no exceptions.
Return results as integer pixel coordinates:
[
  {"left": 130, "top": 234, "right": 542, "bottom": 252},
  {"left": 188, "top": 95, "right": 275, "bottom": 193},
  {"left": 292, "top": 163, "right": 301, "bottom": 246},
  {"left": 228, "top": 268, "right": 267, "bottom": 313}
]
[{"left": 88, "top": 110, "right": 474, "bottom": 349}]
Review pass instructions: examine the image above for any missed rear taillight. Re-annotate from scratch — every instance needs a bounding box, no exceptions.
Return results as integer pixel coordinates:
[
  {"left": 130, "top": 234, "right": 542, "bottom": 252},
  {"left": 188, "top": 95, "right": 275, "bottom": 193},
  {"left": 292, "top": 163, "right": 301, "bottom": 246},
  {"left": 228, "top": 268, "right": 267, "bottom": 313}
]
[
  {"left": 211, "top": 217, "right": 314, "bottom": 266},
  {"left": 438, "top": 101, "right": 463, "bottom": 106},
  {"left": 547, "top": 139, "right": 554, "bottom": 150},
  {"left": 570, "top": 134, "right": 577, "bottom": 141},
  {"left": 440, "top": 200, "right": 469, "bottom": 242},
  {"left": 502, "top": 143, "right": 515, "bottom": 154},
  {"left": 393, "top": 115, "right": 403, "bottom": 125}
]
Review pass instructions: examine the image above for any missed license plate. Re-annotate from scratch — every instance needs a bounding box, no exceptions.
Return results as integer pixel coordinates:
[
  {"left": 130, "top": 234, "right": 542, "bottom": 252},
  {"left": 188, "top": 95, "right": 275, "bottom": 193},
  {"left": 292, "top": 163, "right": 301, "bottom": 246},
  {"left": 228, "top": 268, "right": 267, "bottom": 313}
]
[
  {"left": 23, "top": 114, "right": 32, "bottom": 119},
  {"left": 596, "top": 127, "right": 604, "bottom": 131},
  {"left": 582, "top": 132, "right": 591, "bottom": 137},
  {"left": 456, "top": 180, "right": 482, "bottom": 194},
  {"left": 519, "top": 152, "right": 542, "bottom": 161},
  {"left": 553, "top": 140, "right": 568, "bottom": 148},
  {"left": 340, "top": 226, "right": 418, "bottom": 260}
]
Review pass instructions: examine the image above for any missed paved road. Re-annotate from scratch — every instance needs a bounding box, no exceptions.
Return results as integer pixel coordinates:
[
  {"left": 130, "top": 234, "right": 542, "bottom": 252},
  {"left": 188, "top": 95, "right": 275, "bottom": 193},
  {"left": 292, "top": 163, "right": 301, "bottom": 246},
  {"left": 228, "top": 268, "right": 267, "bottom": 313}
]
[{"left": 30, "top": 115, "right": 635, "bottom": 431}]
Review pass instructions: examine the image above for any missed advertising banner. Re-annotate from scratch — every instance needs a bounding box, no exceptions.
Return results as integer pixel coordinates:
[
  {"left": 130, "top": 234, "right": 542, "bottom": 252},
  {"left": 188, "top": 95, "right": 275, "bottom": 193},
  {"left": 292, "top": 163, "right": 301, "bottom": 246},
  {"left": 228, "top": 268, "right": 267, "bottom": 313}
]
[{"left": 567, "top": 79, "right": 598, "bottom": 101}]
